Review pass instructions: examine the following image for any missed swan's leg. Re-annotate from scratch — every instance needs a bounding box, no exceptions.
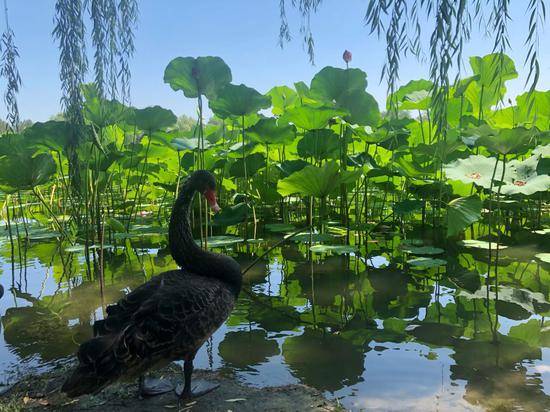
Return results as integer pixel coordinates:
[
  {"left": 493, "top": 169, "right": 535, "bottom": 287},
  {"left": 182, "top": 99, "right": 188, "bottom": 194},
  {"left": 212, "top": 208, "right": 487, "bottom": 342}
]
[
  {"left": 138, "top": 374, "right": 174, "bottom": 397},
  {"left": 176, "top": 359, "right": 219, "bottom": 400}
]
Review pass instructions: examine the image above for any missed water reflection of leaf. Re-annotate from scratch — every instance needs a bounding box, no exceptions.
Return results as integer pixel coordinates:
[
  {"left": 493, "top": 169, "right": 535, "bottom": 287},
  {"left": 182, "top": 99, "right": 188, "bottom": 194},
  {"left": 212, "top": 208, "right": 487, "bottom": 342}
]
[
  {"left": 1, "top": 290, "right": 91, "bottom": 361},
  {"left": 282, "top": 328, "right": 364, "bottom": 392},
  {"left": 459, "top": 286, "right": 549, "bottom": 317},
  {"left": 218, "top": 329, "right": 279, "bottom": 369},
  {"left": 451, "top": 334, "right": 550, "bottom": 411}
]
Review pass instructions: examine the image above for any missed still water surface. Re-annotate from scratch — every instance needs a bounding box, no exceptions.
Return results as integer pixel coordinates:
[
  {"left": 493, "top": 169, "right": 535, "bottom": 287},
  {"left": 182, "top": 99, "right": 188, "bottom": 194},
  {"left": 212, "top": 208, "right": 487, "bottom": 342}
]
[{"left": 0, "top": 227, "right": 549, "bottom": 411}]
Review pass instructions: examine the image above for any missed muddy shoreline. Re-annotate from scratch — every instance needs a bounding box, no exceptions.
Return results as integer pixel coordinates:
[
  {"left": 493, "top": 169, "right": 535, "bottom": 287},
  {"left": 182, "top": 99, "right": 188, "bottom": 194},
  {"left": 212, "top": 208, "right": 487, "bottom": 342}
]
[{"left": 0, "top": 363, "right": 339, "bottom": 411}]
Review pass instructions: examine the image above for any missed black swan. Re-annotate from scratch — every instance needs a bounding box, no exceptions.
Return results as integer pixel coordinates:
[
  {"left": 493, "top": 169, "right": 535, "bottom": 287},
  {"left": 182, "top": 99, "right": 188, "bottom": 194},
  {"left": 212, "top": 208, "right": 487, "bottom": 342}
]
[{"left": 62, "top": 170, "right": 242, "bottom": 400}]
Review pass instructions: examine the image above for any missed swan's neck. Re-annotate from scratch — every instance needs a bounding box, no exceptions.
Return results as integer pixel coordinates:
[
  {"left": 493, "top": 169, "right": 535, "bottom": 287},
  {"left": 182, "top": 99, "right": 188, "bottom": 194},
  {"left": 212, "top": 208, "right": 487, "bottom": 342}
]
[{"left": 168, "top": 184, "right": 242, "bottom": 296}]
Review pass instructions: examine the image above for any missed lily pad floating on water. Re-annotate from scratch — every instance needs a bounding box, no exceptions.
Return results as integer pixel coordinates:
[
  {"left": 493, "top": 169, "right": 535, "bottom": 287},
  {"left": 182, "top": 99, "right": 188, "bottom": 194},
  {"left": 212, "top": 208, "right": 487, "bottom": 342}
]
[
  {"left": 401, "top": 246, "right": 445, "bottom": 255},
  {"left": 401, "top": 238, "right": 425, "bottom": 246},
  {"left": 309, "top": 245, "right": 358, "bottom": 255},
  {"left": 201, "top": 235, "right": 244, "bottom": 248},
  {"left": 26, "top": 229, "right": 62, "bottom": 241},
  {"left": 288, "top": 233, "right": 334, "bottom": 243},
  {"left": 64, "top": 244, "right": 115, "bottom": 253},
  {"left": 458, "top": 239, "right": 508, "bottom": 250},
  {"left": 535, "top": 253, "right": 550, "bottom": 264},
  {"left": 407, "top": 257, "right": 447, "bottom": 268},
  {"left": 264, "top": 223, "right": 296, "bottom": 233}
]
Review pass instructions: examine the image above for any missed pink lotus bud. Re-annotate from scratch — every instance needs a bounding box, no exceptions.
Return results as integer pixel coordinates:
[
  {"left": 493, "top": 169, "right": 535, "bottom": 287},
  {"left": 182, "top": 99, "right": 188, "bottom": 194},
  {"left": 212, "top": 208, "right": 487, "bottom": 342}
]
[{"left": 343, "top": 50, "right": 352, "bottom": 64}]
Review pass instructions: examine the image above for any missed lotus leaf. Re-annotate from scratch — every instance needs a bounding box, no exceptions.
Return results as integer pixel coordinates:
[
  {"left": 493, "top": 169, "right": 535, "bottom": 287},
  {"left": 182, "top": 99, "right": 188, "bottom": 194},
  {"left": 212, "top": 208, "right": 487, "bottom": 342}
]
[
  {"left": 447, "top": 195, "right": 482, "bottom": 237},
  {"left": 163, "top": 56, "right": 231, "bottom": 100},
  {"left": 209, "top": 84, "right": 271, "bottom": 118}
]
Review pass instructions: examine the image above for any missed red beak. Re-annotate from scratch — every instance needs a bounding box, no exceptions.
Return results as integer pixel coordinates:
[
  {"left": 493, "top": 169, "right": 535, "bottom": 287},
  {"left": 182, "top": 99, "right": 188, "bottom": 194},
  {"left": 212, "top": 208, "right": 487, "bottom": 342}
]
[{"left": 204, "top": 189, "right": 221, "bottom": 213}]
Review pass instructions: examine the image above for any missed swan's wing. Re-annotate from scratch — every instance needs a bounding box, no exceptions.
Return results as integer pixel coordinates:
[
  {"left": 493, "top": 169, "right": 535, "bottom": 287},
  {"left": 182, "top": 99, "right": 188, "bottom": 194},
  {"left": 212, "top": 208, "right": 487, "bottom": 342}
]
[
  {"left": 124, "top": 273, "right": 234, "bottom": 357},
  {"left": 92, "top": 272, "right": 166, "bottom": 336},
  {"left": 74, "top": 272, "right": 234, "bottom": 384}
]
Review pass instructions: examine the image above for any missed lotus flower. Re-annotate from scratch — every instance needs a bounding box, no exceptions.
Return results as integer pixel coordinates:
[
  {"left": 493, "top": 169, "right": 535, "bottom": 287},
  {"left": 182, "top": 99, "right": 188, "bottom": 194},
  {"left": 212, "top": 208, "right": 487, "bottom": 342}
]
[
  {"left": 501, "top": 155, "right": 550, "bottom": 195},
  {"left": 444, "top": 155, "right": 503, "bottom": 189},
  {"left": 343, "top": 50, "right": 352, "bottom": 64}
]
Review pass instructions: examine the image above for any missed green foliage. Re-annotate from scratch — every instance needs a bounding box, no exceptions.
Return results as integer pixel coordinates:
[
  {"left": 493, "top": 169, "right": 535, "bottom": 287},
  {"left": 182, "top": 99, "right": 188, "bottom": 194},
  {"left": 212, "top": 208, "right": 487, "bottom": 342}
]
[
  {"left": 277, "top": 161, "right": 360, "bottom": 198},
  {"left": 209, "top": 84, "right": 271, "bottom": 118},
  {"left": 447, "top": 195, "right": 482, "bottom": 238},
  {"left": 163, "top": 56, "right": 232, "bottom": 99},
  {"left": 0, "top": 152, "right": 56, "bottom": 191},
  {"left": 130, "top": 106, "right": 177, "bottom": 131}
]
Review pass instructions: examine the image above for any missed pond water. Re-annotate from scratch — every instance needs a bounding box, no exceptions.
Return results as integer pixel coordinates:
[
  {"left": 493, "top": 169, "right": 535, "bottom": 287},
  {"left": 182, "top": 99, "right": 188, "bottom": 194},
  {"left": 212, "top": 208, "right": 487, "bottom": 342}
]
[{"left": 0, "top": 227, "right": 549, "bottom": 411}]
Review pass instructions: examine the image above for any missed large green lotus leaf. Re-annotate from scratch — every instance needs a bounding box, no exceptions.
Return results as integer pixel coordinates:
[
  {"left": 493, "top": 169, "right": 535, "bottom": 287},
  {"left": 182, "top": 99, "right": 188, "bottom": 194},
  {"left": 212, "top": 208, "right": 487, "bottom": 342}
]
[
  {"left": 460, "top": 124, "right": 496, "bottom": 147},
  {"left": 310, "top": 66, "right": 367, "bottom": 101},
  {"left": 246, "top": 117, "right": 296, "bottom": 145},
  {"left": 469, "top": 53, "right": 518, "bottom": 88},
  {"left": 388, "top": 79, "right": 433, "bottom": 111},
  {"left": 339, "top": 89, "right": 380, "bottom": 126},
  {"left": 130, "top": 106, "right": 177, "bottom": 131},
  {"left": 393, "top": 155, "right": 436, "bottom": 178},
  {"left": 163, "top": 56, "right": 232, "bottom": 100},
  {"left": 511, "top": 91, "right": 550, "bottom": 128},
  {"left": 218, "top": 329, "right": 279, "bottom": 368},
  {"left": 393, "top": 199, "right": 424, "bottom": 215},
  {"left": 277, "top": 161, "right": 361, "bottom": 198},
  {"left": 24, "top": 121, "right": 72, "bottom": 152},
  {"left": 297, "top": 129, "right": 339, "bottom": 161},
  {"left": 211, "top": 202, "right": 250, "bottom": 226},
  {"left": 282, "top": 328, "right": 364, "bottom": 391},
  {"left": 229, "top": 152, "right": 265, "bottom": 178},
  {"left": 465, "top": 81, "right": 507, "bottom": 118},
  {"left": 209, "top": 84, "right": 271, "bottom": 117},
  {"left": 445, "top": 155, "right": 503, "bottom": 189},
  {"left": 267, "top": 85, "right": 298, "bottom": 116},
  {"left": 294, "top": 81, "right": 323, "bottom": 105},
  {"left": 477, "top": 127, "right": 535, "bottom": 155},
  {"left": 82, "top": 84, "right": 128, "bottom": 128},
  {"left": 171, "top": 137, "right": 204, "bottom": 152},
  {"left": 276, "top": 159, "right": 309, "bottom": 177},
  {"left": 536, "top": 253, "right": 550, "bottom": 264},
  {"left": 0, "top": 133, "right": 30, "bottom": 156},
  {"left": 0, "top": 152, "right": 57, "bottom": 191},
  {"left": 537, "top": 158, "right": 550, "bottom": 175},
  {"left": 310, "top": 66, "right": 379, "bottom": 126},
  {"left": 446, "top": 195, "right": 482, "bottom": 237},
  {"left": 280, "top": 104, "right": 348, "bottom": 130},
  {"left": 453, "top": 75, "right": 480, "bottom": 98},
  {"left": 501, "top": 155, "right": 550, "bottom": 196}
]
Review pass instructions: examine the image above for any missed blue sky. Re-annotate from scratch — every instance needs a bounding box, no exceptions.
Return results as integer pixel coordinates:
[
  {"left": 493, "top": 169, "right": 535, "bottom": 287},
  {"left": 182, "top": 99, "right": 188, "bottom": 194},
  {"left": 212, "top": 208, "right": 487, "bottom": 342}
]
[{"left": 2, "top": 0, "right": 549, "bottom": 122}]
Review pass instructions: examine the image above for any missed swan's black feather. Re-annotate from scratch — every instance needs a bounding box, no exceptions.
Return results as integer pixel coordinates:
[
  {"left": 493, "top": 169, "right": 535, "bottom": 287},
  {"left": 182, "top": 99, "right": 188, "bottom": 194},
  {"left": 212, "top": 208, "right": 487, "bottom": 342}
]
[
  {"left": 62, "top": 170, "right": 242, "bottom": 398},
  {"left": 63, "top": 270, "right": 235, "bottom": 397}
]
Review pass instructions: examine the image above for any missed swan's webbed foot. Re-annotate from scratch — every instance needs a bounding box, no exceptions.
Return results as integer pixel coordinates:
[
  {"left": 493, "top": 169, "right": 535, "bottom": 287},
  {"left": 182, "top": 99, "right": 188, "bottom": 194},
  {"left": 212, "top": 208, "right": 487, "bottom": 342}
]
[
  {"left": 138, "top": 376, "right": 174, "bottom": 397},
  {"left": 175, "top": 358, "right": 219, "bottom": 402},
  {"left": 175, "top": 380, "right": 220, "bottom": 400}
]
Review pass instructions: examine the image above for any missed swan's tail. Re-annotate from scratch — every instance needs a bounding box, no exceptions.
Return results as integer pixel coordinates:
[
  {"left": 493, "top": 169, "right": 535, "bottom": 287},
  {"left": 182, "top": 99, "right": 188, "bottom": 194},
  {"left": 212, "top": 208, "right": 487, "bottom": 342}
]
[{"left": 62, "top": 334, "right": 122, "bottom": 397}]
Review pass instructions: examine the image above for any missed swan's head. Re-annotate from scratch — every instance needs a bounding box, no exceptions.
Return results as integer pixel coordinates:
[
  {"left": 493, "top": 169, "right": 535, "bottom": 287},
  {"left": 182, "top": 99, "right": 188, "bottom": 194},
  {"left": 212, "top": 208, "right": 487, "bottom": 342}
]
[{"left": 188, "top": 170, "right": 221, "bottom": 213}]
